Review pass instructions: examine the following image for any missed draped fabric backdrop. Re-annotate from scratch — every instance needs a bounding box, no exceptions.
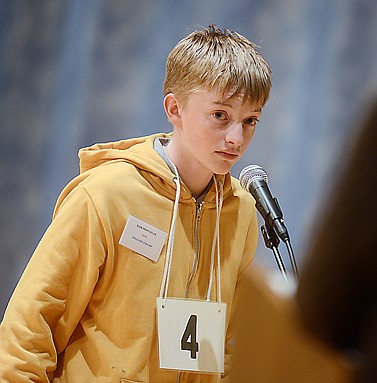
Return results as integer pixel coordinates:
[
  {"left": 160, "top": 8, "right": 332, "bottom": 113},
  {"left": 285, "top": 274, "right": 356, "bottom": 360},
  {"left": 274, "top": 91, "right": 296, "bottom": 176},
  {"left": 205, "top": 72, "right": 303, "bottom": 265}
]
[{"left": 1, "top": 0, "right": 377, "bottom": 316}]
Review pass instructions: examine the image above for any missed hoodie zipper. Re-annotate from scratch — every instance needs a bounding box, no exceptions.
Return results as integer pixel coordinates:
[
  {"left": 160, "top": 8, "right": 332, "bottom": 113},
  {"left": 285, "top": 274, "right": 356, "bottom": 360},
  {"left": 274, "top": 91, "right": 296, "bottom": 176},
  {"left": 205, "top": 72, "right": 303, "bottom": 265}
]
[{"left": 185, "top": 200, "right": 203, "bottom": 298}]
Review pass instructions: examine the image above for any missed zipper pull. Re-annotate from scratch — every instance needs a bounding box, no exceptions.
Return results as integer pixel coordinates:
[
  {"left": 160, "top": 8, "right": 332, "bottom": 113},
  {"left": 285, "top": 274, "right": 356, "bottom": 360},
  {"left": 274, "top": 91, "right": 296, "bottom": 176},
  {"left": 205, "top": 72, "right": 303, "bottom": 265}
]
[{"left": 196, "top": 201, "right": 203, "bottom": 221}]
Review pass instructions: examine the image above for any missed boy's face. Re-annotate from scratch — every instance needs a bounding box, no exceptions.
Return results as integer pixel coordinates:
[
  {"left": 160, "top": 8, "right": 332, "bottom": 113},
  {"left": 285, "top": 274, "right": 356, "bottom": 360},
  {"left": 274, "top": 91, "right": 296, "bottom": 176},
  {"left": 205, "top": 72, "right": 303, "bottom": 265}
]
[{"left": 167, "top": 88, "right": 262, "bottom": 180}]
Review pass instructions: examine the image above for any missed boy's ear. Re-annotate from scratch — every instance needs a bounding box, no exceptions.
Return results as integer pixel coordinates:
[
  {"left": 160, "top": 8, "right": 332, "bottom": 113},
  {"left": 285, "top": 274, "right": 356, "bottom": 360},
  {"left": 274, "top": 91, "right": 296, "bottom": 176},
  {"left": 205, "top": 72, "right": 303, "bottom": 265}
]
[{"left": 164, "top": 93, "right": 182, "bottom": 128}]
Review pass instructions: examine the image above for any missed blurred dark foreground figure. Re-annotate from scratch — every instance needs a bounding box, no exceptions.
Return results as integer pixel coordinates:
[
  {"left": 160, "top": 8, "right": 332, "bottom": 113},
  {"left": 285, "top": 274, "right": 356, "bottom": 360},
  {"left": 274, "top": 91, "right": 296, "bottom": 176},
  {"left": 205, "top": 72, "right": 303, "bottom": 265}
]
[
  {"left": 230, "top": 97, "right": 376, "bottom": 383},
  {"left": 296, "top": 96, "right": 377, "bottom": 383}
]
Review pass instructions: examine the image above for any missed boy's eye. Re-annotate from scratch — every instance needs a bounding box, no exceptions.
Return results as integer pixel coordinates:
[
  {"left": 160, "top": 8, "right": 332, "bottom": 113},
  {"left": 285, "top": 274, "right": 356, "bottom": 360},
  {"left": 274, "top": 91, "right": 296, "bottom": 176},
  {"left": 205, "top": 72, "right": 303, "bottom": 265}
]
[
  {"left": 213, "top": 111, "right": 227, "bottom": 120},
  {"left": 244, "top": 117, "right": 259, "bottom": 126}
]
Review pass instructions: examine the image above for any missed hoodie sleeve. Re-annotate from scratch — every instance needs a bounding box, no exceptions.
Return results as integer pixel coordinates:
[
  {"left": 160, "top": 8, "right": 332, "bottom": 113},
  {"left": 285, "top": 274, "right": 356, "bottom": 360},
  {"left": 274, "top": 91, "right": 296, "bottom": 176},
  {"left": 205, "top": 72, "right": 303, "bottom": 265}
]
[{"left": 0, "top": 185, "right": 107, "bottom": 382}]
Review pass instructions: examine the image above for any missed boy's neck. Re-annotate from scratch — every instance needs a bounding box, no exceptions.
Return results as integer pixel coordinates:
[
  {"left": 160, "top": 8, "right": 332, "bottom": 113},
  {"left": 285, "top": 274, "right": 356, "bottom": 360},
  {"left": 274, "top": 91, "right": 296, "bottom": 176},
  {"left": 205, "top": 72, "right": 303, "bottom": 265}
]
[{"left": 164, "top": 139, "right": 213, "bottom": 199}]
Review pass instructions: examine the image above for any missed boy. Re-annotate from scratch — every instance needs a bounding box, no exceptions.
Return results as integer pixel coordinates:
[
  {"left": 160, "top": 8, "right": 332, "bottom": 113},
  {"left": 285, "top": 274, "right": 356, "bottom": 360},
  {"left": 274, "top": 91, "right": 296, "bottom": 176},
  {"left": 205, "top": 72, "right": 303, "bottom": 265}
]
[{"left": 0, "top": 24, "right": 271, "bottom": 382}]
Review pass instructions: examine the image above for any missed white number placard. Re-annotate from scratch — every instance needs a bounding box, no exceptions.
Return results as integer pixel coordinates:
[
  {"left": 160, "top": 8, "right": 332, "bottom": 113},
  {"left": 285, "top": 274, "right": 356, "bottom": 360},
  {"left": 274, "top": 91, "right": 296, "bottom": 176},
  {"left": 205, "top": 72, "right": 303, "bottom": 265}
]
[{"left": 156, "top": 297, "right": 226, "bottom": 373}]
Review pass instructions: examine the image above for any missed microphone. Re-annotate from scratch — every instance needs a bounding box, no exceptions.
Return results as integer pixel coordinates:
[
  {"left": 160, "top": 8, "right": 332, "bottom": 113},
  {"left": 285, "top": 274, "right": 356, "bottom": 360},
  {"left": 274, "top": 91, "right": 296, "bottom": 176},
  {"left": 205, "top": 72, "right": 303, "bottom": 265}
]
[{"left": 239, "top": 165, "right": 289, "bottom": 242}]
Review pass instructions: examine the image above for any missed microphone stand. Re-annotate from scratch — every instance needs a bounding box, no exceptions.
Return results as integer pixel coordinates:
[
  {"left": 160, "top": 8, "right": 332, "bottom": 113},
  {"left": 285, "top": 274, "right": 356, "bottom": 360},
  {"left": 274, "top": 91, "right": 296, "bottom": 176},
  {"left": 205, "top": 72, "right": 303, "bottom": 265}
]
[
  {"left": 284, "top": 239, "right": 299, "bottom": 281},
  {"left": 261, "top": 223, "right": 289, "bottom": 283},
  {"left": 257, "top": 196, "right": 299, "bottom": 282}
]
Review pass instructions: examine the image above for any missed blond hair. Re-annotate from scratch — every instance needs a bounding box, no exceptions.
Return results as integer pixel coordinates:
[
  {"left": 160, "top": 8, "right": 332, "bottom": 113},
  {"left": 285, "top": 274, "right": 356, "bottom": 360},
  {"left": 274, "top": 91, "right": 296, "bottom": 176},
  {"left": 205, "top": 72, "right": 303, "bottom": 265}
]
[{"left": 164, "top": 24, "right": 272, "bottom": 107}]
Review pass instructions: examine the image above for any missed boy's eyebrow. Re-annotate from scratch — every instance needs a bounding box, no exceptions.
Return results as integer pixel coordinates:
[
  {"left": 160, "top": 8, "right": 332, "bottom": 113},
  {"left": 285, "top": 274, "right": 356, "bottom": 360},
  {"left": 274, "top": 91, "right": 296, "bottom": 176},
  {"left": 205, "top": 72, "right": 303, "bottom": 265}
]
[{"left": 212, "top": 100, "right": 262, "bottom": 113}]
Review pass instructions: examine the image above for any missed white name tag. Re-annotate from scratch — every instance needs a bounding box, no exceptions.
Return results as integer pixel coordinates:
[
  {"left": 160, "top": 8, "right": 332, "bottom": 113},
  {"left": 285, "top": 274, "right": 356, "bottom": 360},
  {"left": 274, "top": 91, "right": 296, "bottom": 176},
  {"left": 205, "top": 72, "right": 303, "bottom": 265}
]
[
  {"left": 157, "top": 297, "right": 226, "bottom": 373},
  {"left": 119, "top": 216, "right": 168, "bottom": 262}
]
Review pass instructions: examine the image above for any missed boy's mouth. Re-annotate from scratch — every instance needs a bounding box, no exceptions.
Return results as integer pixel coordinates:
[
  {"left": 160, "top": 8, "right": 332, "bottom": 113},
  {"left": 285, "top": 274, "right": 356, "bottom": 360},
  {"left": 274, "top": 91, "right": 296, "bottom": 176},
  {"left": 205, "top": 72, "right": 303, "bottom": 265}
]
[{"left": 215, "top": 150, "right": 239, "bottom": 160}]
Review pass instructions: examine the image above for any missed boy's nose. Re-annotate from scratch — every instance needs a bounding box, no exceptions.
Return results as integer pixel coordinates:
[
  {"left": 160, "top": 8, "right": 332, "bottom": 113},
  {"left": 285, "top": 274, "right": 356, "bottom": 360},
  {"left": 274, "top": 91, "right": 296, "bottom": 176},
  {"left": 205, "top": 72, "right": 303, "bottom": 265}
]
[{"left": 225, "top": 122, "right": 244, "bottom": 146}]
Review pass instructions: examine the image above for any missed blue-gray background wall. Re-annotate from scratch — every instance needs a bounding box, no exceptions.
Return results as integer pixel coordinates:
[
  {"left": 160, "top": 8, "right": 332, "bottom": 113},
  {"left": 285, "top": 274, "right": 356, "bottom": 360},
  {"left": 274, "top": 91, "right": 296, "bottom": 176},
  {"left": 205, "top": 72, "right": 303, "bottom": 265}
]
[{"left": 1, "top": 0, "right": 377, "bottom": 316}]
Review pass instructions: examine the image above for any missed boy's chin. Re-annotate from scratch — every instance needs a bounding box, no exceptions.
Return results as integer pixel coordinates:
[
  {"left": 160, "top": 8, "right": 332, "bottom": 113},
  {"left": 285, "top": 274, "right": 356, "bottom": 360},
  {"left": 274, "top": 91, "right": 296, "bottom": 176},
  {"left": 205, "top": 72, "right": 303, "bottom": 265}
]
[{"left": 213, "top": 168, "right": 231, "bottom": 176}]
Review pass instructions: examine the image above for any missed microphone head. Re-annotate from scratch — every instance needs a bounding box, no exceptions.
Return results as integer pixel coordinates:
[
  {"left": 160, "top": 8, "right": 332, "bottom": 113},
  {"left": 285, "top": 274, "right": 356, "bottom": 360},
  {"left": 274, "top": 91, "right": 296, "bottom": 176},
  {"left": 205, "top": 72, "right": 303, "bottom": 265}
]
[{"left": 239, "top": 165, "right": 268, "bottom": 191}]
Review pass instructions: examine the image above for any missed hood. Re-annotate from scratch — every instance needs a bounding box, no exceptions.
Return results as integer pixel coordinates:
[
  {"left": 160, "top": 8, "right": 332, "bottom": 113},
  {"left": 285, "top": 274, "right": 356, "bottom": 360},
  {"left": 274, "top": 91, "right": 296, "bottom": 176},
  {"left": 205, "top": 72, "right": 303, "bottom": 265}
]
[
  {"left": 78, "top": 132, "right": 233, "bottom": 203},
  {"left": 79, "top": 132, "right": 171, "bottom": 175}
]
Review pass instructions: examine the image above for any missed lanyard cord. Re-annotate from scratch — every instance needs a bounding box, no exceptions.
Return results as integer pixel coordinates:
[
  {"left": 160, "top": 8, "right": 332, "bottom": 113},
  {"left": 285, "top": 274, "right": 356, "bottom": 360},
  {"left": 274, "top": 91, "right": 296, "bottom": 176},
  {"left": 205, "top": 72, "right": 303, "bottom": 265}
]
[
  {"left": 159, "top": 173, "right": 181, "bottom": 301},
  {"left": 159, "top": 155, "right": 224, "bottom": 304},
  {"left": 206, "top": 178, "right": 224, "bottom": 303}
]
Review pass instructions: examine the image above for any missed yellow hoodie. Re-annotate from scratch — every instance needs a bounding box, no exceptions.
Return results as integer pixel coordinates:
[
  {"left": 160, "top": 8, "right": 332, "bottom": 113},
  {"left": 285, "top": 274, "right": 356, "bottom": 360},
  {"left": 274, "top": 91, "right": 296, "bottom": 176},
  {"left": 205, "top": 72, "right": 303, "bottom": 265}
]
[{"left": 0, "top": 133, "right": 258, "bottom": 383}]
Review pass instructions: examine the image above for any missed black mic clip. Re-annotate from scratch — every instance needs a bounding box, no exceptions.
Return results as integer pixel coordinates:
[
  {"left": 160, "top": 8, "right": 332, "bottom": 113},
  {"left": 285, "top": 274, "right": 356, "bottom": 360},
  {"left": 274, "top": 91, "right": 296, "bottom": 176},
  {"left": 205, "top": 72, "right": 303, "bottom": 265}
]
[
  {"left": 261, "top": 221, "right": 288, "bottom": 277},
  {"left": 261, "top": 222, "right": 280, "bottom": 249}
]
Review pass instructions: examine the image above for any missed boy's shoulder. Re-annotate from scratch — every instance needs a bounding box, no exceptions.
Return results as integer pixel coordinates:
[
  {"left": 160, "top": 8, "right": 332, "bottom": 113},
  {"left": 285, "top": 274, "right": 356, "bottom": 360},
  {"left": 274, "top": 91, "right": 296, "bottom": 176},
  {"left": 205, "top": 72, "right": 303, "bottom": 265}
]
[
  {"left": 78, "top": 160, "right": 142, "bottom": 194},
  {"left": 230, "top": 174, "right": 256, "bottom": 207}
]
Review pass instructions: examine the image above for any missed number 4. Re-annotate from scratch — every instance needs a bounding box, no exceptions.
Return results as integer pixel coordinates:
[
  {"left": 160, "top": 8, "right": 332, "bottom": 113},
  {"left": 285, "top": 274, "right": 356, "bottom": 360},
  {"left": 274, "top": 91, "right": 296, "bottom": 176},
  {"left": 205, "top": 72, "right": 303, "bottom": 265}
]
[{"left": 181, "top": 314, "right": 199, "bottom": 359}]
